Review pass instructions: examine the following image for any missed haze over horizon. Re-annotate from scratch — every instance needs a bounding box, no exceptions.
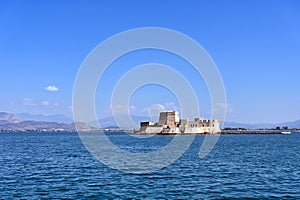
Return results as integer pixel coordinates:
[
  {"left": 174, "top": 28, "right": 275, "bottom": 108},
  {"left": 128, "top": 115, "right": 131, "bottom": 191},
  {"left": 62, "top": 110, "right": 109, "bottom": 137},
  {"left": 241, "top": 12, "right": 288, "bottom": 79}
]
[{"left": 1, "top": 1, "right": 300, "bottom": 124}]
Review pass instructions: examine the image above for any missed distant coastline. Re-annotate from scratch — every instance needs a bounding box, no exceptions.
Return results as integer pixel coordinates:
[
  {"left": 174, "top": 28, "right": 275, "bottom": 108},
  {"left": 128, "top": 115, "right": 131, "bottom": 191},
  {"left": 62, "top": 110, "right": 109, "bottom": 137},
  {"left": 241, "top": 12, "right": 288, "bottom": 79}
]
[
  {"left": 1, "top": 129, "right": 299, "bottom": 135},
  {"left": 1, "top": 111, "right": 300, "bottom": 134}
]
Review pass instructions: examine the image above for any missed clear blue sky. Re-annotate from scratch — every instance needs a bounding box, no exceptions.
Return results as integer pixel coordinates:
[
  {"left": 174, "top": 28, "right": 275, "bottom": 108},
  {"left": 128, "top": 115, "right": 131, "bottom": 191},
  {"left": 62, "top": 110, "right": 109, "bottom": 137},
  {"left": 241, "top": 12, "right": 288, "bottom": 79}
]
[{"left": 0, "top": 0, "right": 299, "bottom": 123}]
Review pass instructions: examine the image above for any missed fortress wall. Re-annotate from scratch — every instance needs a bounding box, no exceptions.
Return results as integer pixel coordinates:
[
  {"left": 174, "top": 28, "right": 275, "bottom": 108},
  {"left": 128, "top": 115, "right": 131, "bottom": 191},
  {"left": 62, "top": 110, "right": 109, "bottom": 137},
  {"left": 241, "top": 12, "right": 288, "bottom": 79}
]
[
  {"left": 140, "top": 111, "right": 220, "bottom": 134},
  {"left": 144, "top": 126, "right": 163, "bottom": 134}
]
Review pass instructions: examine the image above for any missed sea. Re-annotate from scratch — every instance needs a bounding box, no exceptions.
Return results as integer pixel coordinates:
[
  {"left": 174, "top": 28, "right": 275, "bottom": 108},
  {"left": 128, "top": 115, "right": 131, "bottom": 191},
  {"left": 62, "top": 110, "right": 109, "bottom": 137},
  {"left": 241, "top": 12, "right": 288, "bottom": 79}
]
[{"left": 0, "top": 131, "right": 299, "bottom": 199}]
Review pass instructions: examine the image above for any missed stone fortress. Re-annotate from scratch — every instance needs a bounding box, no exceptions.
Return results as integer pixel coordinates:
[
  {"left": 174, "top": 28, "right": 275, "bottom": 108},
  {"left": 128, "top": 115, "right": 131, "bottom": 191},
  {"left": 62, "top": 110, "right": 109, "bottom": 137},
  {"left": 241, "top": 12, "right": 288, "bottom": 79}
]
[{"left": 136, "top": 111, "right": 221, "bottom": 134}]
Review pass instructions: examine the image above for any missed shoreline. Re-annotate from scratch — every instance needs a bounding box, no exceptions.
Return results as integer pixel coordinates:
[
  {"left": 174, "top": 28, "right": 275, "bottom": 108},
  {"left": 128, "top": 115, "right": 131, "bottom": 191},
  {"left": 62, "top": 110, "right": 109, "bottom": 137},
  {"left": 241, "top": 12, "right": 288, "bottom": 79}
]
[
  {"left": 133, "top": 130, "right": 292, "bottom": 135},
  {"left": 0, "top": 130, "right": 297, "bottom": 134}
]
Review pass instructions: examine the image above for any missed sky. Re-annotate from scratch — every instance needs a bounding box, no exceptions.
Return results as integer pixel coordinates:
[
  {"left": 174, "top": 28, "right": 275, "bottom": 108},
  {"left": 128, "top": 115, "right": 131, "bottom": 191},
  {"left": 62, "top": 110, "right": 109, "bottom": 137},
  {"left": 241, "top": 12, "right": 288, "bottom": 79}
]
[{"left": 0, "top": 0, "right": 299, "bottom": 123}]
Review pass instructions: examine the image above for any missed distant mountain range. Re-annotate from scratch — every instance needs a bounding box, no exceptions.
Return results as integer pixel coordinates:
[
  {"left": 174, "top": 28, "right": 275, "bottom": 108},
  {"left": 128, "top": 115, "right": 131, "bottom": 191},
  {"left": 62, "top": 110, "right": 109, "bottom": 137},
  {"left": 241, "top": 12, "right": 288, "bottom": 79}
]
[
  {"left": 223, "top": 120, "right": 300, "bottom": 129},
  {"left": 0, "top": 112, "right": 23, "bottom": 125},
  {"left": 0, "top": 112, "right": 299, "bottom": 131},
  {"left": 18, "top": 113, "right": 73, "bottom": 123},
  {"left": 90, "top": 115, "right": 151, "bottom": 129},
  {"left": 0, "top": 112, "right": 92, "bottom": 131}
]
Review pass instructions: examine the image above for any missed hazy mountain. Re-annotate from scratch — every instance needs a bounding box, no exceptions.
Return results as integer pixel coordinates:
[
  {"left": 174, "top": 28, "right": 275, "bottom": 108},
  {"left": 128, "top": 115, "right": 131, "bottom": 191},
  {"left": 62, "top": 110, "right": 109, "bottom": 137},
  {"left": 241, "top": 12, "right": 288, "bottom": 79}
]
[
  {"left": 0, "top": 112, "right": 23, "bottom": 124},
  {"left": 222, "top": 121, "right": 272, "bottom": 129},
  {"left": 91, "top": 115, "right": 151, "bottom": 129},
  {"left": 0, "top": 112, "right": 92, "bottom": 131},
  {"left": 223, "top": 120, "right": 300, "bottom": 129},
  {"left": 0, "top": 121, "right": 70, "bottom": 131},
  {"left": 278, "top": 119, "right": 300, "bottom": 128},
  {"left": 0, "top": 120, "right": 95, "bottom": 131},
  {"left": 17, "top": 113, "right": 73, "bottom": 123}
]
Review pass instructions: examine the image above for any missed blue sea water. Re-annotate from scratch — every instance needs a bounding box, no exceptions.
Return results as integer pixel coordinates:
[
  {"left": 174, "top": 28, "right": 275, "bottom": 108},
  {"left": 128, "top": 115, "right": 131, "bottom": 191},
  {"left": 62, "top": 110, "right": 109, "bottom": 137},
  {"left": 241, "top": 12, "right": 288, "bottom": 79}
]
[{"left": 0, "top": 132, "right": 299, "bottom": 199}]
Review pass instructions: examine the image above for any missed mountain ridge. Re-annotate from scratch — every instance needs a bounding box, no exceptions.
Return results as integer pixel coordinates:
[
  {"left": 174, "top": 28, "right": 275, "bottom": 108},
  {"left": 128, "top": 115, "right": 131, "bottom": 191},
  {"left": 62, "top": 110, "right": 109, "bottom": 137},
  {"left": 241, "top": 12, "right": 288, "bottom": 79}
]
[
  {"left": 0, "top": 112, "right": 23, "bottom": 124},
  {"left": 223, "top": 119, "right": 300, "bottom": 129},
  {"left": 17, "top": 113, "right": 73, "bottom": 123},
  {"left": 0, "top": 112, "right": 93, "bottom": 131}
]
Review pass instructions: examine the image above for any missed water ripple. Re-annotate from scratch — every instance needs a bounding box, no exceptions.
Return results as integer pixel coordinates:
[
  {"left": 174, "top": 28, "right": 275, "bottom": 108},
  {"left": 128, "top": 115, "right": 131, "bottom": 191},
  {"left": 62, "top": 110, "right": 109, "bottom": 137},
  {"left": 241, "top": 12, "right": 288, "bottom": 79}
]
[{"left": 0, "top": 132, "right": 300, "bottom": 199}]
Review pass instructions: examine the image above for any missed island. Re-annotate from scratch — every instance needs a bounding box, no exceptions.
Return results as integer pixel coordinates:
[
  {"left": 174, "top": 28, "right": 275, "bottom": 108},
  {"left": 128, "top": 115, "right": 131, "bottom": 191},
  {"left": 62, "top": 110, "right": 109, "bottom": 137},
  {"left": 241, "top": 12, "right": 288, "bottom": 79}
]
[
  {"left": 133, "top": 111, "right": 292, "bottom": 135},
  {"left": 134, "top": 111, "right": 221, "bottom": 134}
]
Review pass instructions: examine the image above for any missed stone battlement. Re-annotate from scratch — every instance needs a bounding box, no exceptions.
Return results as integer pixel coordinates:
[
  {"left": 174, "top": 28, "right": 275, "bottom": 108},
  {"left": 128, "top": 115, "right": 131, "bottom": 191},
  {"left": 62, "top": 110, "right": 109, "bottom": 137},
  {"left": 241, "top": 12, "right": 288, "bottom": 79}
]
[{"left": 136, "top": 111, "right": 221, "bottom": 134}]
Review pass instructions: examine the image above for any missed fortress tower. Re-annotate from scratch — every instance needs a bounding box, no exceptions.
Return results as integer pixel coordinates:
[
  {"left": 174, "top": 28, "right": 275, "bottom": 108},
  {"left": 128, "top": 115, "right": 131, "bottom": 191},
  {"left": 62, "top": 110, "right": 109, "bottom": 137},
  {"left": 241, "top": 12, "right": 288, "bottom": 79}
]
[{"left": 158, "top": 111, "right": 179, "bottom": 128}]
